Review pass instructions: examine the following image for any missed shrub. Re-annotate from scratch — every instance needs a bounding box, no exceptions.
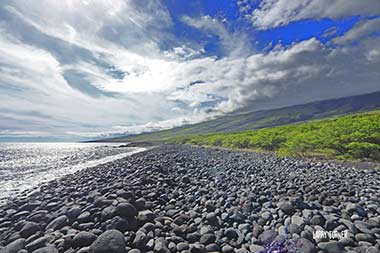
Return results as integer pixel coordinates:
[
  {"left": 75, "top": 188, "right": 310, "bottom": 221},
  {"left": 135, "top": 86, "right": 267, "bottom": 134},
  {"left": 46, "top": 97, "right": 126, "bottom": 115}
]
[
  {"left": 346, "top": 142, "right": 380, "bottom": 160},
  {"left": 169, "top": 111, "right": 380, "bottom": 162}
]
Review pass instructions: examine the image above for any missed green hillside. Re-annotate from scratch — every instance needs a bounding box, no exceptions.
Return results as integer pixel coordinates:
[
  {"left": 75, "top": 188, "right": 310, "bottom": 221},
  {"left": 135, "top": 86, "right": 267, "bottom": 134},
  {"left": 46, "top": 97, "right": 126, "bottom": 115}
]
[
  {"left": 170, "top": 111, "right": 380, "bottom": 162},
  {"left": 109, "top": 91, "right": 380, "bottom": 142}
]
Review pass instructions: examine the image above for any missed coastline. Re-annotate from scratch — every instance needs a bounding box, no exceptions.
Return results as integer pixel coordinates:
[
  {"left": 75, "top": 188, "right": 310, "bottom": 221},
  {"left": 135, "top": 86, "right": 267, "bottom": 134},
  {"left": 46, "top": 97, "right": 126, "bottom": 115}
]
[
  {"left": 0, "top": 144, "right": 149, "bottom": 206},
  {"left": 1, "top": 144, "right": 379, "bottom": 253}
]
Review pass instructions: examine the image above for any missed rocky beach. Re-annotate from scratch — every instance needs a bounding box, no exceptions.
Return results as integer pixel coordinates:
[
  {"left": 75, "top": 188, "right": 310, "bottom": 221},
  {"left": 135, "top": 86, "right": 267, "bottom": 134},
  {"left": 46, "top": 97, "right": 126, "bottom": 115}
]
[{"left": 1, "top": 144, "right": 380, "bottom": 253}]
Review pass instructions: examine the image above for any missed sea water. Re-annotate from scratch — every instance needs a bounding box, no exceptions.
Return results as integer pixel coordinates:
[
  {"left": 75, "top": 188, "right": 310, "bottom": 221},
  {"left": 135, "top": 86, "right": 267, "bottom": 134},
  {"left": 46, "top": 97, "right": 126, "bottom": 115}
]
[{"left": 0, "top": 142, "right": 145, "bottom": 202}]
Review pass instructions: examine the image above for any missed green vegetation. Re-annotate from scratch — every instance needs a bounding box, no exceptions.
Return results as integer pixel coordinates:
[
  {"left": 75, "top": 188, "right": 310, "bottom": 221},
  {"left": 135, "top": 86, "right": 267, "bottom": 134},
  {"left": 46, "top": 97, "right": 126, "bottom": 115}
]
[{"left": 170, "top": 111, "right": 380, "bottom": 162}]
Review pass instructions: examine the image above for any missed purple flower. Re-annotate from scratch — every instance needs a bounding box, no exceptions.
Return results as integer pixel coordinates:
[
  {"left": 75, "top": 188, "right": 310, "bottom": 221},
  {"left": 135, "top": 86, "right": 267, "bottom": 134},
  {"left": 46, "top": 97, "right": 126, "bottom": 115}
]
[{"left": 260, "top": 239, "right": 298, "bottom": 253}]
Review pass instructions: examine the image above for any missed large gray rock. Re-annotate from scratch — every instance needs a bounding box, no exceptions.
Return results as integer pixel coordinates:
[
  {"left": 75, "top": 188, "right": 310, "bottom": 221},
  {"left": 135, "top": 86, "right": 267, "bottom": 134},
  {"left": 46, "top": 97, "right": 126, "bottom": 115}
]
[
  {"left": 291, "top": 215, "right": 305, "bottom": 226},
  {"left": 3, "top": 238, "right": 26, "bottom": 253},
  {"left": 45, "top": 215, "right": 68, "bottom": 231},
  {"left": 295, "top": 238, "right": 316, "bottom": 253},
  {"left": 20, "top": 222, "right": 41, "bottom": 238},
  {"left": 77, "top": 211, "right": 92, "bottom": 223},
  {"left": 66, "top": 206, "right": 82, "bottom": 220},
  {"left": 31, "top": 245, "right": 59, "bottom": 253},
  {"left": 318, "top": 241, "right": 345, "bottom": 253},
  {"left": 279, "top": 202, "right": 295, "bottom": 215},
  {"left": 310, "top": 215, "right": 326, "bottom": 226},
  {"left": 222, "top": 245, "right": 234, "bottom": 253},
  {"left": 132, "top": 231, "right": 147, "bottom": 249},
  {"left": 117, "top": 203, "right": 137, "bottom": 219},
  {"left": 25, "top": 236, "right": 48, "bottom": 252},
  {"left": 345, "top": 203, "right": 367, "bottom": 217},
  {"left": 258, "top": 230, "right": 278, "bottom": 245},
  {"left": 249, "top": 244, "right": 265, "bottom": 253},
  {"left": 101, "top": 206, "right": 117, "bottom": 221},
  {"left": 89, "top": 230, "right": 126, "bottom": 253},
  {"left": 355, "top": 233, "right": 376, "bottom": 244},
  {"left": 72, "top": 231, "right": 97, "bottom": 248}
]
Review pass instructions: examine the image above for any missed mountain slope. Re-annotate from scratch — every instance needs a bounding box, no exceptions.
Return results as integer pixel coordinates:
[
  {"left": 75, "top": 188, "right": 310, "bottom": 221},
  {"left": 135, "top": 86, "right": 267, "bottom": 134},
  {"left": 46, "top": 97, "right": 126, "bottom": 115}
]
[
  {"left": 104, "top": 90, "right": 380, "bottom": 142},
  {"left": 170, "top": 111, "right": 380, "bottom": 162}
]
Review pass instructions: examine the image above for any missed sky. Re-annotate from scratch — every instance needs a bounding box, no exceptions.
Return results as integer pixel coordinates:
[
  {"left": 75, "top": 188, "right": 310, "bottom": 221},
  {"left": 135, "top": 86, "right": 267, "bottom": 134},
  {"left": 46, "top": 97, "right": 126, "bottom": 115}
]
[{"left": 0, "top": 0, "right": 380, "bottom": 141}]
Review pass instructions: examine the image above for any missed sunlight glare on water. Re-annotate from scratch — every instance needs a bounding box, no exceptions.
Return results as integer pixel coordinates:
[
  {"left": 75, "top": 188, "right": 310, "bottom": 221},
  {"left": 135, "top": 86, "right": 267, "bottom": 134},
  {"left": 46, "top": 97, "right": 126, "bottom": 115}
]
[{"left": 0, "top": 142, "right": 145, "bottom": 202}]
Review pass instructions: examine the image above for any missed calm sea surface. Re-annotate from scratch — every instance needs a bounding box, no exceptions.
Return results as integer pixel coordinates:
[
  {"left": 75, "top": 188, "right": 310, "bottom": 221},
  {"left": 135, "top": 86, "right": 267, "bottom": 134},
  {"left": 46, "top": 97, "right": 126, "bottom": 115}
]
[{"left": 0, "top": 142, "right": 145, "bottom": 202}]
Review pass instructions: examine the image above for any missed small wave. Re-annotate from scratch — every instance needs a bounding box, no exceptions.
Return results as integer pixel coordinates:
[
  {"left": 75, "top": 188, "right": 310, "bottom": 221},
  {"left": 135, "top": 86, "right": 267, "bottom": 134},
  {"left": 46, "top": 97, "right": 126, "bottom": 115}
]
[{"left": 0, "top": 144, "right": 146, "bottom": 203}]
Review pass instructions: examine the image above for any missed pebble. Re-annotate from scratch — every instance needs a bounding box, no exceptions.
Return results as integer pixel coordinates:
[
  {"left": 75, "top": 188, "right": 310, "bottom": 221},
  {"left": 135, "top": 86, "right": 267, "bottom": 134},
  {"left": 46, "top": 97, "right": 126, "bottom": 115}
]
[
  {"left": 0, "top": 144, "right": 379, "bottom": 253},
  {"left": 72, "top": 231, "right": 97, "bottom": 248},
  {"left": 89, "top": 230, "right": 126, "bottom": 253}
]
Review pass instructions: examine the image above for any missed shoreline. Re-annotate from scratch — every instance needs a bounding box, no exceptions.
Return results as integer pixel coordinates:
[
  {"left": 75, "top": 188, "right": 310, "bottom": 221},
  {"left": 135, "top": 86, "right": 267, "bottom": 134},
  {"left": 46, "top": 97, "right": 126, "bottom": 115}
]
[
  {"left": 1, "top": 144, "right": 380, "bottom": 253},
  {"left": 0, "top": 145, "right": 149, "bottom": 206}
]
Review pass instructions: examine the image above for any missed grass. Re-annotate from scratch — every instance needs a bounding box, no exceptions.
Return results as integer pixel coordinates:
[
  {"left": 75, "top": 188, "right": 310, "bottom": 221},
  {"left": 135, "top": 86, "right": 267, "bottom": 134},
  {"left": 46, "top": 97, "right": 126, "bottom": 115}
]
[{"left": 169, "top": 111, "right": 380, "bottom": 162}]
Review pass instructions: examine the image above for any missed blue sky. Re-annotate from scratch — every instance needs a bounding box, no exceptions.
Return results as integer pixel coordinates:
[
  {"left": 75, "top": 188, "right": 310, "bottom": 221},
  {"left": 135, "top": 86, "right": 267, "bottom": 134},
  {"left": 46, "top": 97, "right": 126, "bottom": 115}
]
[{"left": 0, "top": 0, "right": 380, "bottom": 141}]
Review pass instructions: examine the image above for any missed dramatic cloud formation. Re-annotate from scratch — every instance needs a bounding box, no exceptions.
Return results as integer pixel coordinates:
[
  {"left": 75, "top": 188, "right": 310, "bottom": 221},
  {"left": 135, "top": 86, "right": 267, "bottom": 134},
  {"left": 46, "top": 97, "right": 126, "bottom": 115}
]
[
  {"left": 0, "top": 0, "right": 379, "bottom": 141},
  {"left": 250, "top": 0, "right": 380, "bottom": 29}
]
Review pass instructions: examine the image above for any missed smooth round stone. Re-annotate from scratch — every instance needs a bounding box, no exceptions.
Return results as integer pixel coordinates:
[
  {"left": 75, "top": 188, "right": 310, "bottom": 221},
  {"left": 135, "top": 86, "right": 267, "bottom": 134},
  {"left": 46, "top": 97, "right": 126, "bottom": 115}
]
[
  {"left": 190, "top": 243, "right": 206, "bottom": 253},
  {"left": 295, "top": 238, "right": 316, "bottom": 253},
  {"left": 187, "top": 232, "right": 200, "bottom": 243},
  {"left": 132, "top": 231, "right": 147, "bottom": 249},
  {"left": 339, "top": 237, "right": 355, "bottom": 247},
  {"left": 252, "top": 225, "right": 264, "bottom": 238},
  {"left": 278, "top": 226, "right": 287, "bottom": 236},
  {"left": 177, "top": 242, "right": 190, "bottom": 251},
  {"left": 249, "top": 244, "right": 265, "bottom": 253},
  {"left": 261, "top": 211, "right": 272, "bottom": 221},
  {"left": 205, "top": 243, "right": 220, "bottom": 252},
  {"left": 279, "top": 202, "right": 295, "bottom": 215},
  {"left": 77, "top": 211, "right": 92, "bottom": 223},
  {"left": 317, "top": 241, "right": 344, "bottom": 253},
  {"left": 20, "top": 222, "right": 41, "bottom": 238},
  {"left": 78, "top": 247, "right": 91, "bottom": 253},
  {"left": 117, "top": 203, "right": 137, "bottom": 219},
  {"left": 45, "top": 215, "right": 68, "bottom": 231},
  {"left": 116, "top": 190, "right": 134, "bottom": 199},
  {"left": 345, "top": 203, "right": 367, "bottom": 217},
  {"left": 288, "top": 224, "right": 301, "bottom": 235},
  {"left": 72, "top": 231, "right": 97, "bottom": 248},
  {"left": 258, "top": 230, "right": 278, "bottom": 245},
  {"left": 101, "top": 206, "right": 117, "bottom": 221},
  {"left": 3, "top": 238, "right": 26, "bottom": 253},
  {"left": 31, "top": 245, "right": 59, "bottom": 253},
  {"left": 235, "top": 248, "right": 249, "bottom": 253},
  {"left": 89, "top": 230, "right": 126, "bottom": 253},
  {"left": 291, "top": 215, "right": 305, "bottom": 226},
  {"left": 205, "top": 213, "right": 217, "bottom": 223},
  {"left": 221, "top": 245, "right": 234, "bottom": 253},
  {"left": 284, "top": 217, "right": 291, "bottom": 226},
  {"left": 25, "top": 236, "right": 48, "bottom": 252},
  {"left": 300, "top": 231, "right": 314, "bottom": 241},
  {"left": 309, "top": 215, "right": 326, "bottom": 226},
  {"left": 355, "top": 233, "right": 376, "bottom": 244},
  {"left": 67, "top": 206, "right": 82, "bottom": 220},
  {"left": 134, "top": 198, "right": 146, "bottom": 210},
  {"left": 199, "top": 233, "right": 216, "bottom": 245},
  {"left": 128, "top": 249, "right": 141, "bottom": 253},
  {"left": 224, "top": 228, "right": 239, "bottom": 239}
]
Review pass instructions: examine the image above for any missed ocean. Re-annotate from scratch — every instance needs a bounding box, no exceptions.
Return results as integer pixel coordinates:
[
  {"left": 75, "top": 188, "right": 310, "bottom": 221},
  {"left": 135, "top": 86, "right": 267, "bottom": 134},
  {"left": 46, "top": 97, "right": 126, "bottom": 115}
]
[{"left": 0, "top": 142, "right": 145, "bottom": 203}]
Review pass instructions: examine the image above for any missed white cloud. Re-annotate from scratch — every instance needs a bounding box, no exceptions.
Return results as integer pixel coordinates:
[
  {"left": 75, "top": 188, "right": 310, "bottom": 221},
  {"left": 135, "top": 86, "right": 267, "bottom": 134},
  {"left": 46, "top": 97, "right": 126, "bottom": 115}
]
[
  {"left": 0, "top": 31, "right": 179, "bottom": 135},
  {"left": 5, "top": 0, "right": 172, "bottom": 54},
  {"left": 333, "top": 18, "right": 380, "bottom": 45},
  {"left": 182, "top": 15, "right": 253, "bottom": 58},
  {"left": 1, "top": 0, "right": 380, "bottom": 140},
  {"left": 251, "top": 0, "right": 380, "bottom": 29}
]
